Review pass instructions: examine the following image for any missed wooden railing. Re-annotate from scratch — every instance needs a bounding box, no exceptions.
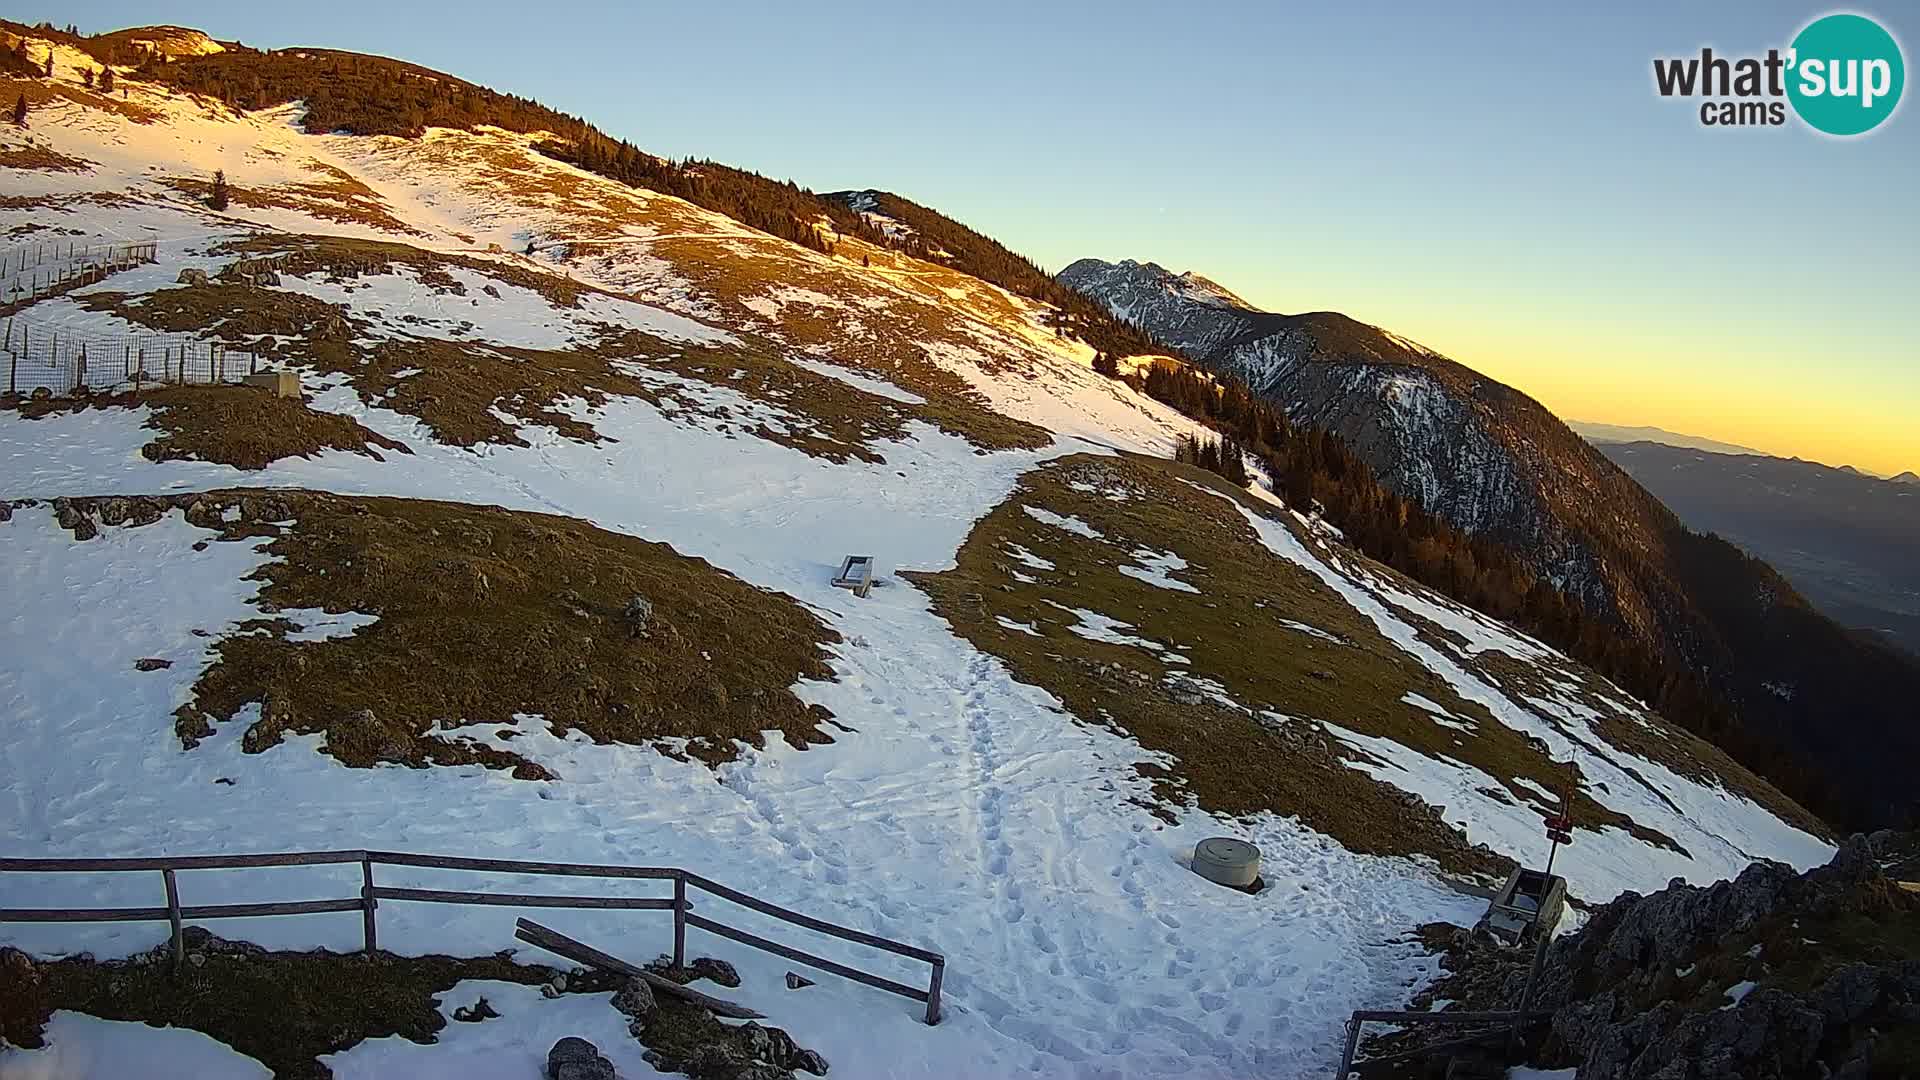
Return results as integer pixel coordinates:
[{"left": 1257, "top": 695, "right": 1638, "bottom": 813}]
[
  {"left": 1336, "top": 1008, "right": 1554, "bottom": 1077},
  {"left": 0, "top": 849, "right": 945, "bottom": 1024}
]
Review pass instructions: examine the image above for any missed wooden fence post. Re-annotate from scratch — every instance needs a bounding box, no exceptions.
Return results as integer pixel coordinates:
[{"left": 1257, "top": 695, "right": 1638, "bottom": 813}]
[
  {"left": 360, "top": 858, "right": 378, "bottom": 955},
  {"left": 925, "top": 958, "right": 944, "bottom": 1025},
  {"left": 162, "top": 868, "right": 185, "bottom": 975},
  {"left": 1337, "top": 1015, "right": 1361, "bottom": 1079},
  {"left": 673, "top": 872, "right": 687, "bottom": 969},
  {"left": 1508, "top": 918, "right": 1552, "bottom": 1056}
]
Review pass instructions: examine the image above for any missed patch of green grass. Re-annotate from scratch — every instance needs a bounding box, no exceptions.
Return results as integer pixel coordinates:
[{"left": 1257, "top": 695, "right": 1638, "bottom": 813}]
[
  {"left": 32, "top": 490, "right": 843, "bottom": 774},
  {"left": 912, "top": 455, "right": 1533, "bottom": 876},
  {"left": 910, "top": 455, "right": 1766, "bottom": 879},
  {"left": 25, "top": 932, "right": 553, "bottom": 1080},
  {"left": 1465, "top": 651, "right": 1827, "bottom": 842},
  {"left": 8, "top": 386, "right": 410, "bottom": 470},
  {"left": 76, "top": 234, "right": 1041, "bottom": 459}
]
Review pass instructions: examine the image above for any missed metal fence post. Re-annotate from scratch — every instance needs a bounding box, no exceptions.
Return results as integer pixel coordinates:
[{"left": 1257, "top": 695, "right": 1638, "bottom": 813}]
[
  {"left": 360, "top": 858, "right": 378, "bottom": 955},
  {"left": 672, "top": 872, "right": 687, "bottom": 969},
  {"left": 162, "top": 868, "right": 185, "bottom": 975}
]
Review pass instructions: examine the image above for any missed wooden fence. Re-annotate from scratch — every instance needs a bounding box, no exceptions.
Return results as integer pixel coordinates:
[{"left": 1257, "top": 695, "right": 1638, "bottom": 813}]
[
  {"left": 1336, "top": 1008, "right": 1554, "bottom": 1077},
  {"left": 0, "top": 849, "right": 946, "bottom": 1024}
]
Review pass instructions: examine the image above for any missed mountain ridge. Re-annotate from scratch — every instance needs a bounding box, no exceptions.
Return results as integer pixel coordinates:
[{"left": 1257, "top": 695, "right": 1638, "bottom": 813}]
[
  {"left": 1060, "top": 255, "right": 1920, "bottom": 831},
  {"left": 1598, "top": 440, "right": 1920, "bottom": 656},
  {"left": 1570, "top": 421, "right": 1765, "bottom": 458}
]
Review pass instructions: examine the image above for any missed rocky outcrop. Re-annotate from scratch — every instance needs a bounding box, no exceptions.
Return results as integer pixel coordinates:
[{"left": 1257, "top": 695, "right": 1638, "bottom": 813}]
[
  {"left": 0, "top": 948, "right": 49, "bottom": 1050},
  {"left": 547, "top": 1036, "right": 616, "bottom": 1080},
  {"left": 1521, "top": 836, "right": 1920, "bottom": 1080},
  {"left": 1408, "top": 835, "right": 1920, "bottom": 1079}
]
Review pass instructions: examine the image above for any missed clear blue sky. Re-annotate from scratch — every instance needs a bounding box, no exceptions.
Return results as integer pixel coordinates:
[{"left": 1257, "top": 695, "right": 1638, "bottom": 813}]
[{"left": 57, "top": 1, "right": 1920, "bottom": 473}]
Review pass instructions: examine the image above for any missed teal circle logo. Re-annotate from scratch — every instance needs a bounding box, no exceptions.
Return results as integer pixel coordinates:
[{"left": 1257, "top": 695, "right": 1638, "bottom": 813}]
[{"left": 1787, "top": 13, "right": 1905, "bottom": 135}]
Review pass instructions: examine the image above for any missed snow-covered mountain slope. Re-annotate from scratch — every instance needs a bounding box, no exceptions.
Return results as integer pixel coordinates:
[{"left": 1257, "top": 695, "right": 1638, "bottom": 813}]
[
  {"left": 0, "top": 30, "right": 1836, "bottom": 1080},
  {"left": 1057, "top": 258, "right": 1259, "bottom": 358},
  {"left": 1057, "top": 258, "right": 1601, "bottom": 585},
  {"left": 1059, "top": 256, "right": 1920, "bottom": 835}
]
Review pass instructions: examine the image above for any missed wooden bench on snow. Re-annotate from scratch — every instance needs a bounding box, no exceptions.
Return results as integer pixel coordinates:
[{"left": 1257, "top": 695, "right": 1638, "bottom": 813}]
[{"left": 831, "top": 555, "right": 876, "bottom": 598}]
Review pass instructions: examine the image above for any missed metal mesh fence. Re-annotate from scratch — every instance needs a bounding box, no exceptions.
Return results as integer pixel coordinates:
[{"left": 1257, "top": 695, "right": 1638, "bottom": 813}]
[
  {"left": 1, "top": 317, "right": 266, "bottom": 397},
  {"left": 0, "top": 241, "right": 159, "bottom": 307}
]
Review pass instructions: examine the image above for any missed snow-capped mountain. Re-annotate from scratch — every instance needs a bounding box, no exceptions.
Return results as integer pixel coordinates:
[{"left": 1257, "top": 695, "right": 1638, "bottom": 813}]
[
  {"left": 1059, "top": 256, "right": 1920, "bottom": 834},
  {"left": 1056, "top": 258, "right": 1261, "bottom": 358},
  {"left": 1059, "top": 258, "right": 1647, "bottom": 606},
  {"left": 0, "top": 21, "right": 1854, "bottom": 1079}
]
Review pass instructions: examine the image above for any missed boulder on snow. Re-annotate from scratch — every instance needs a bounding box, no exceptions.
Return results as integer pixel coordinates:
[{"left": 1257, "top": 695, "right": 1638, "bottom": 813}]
[
  {"left": 734, "top": 1022, "right": 829, "bottom": 1076},
  {"left": 690, "top": 956, "right": 741, "bottom": 988},
  {"left": 611, "top": 976, "right": 656, "bottom": 1020},
  {"left": 451, "top": 996, "right": 500, "bottom": 1022},
  {"left": 51, "top": 498, "right": 98, "bottom": 541},
  {"left": 546, "top": 1036, "right": 615, "bottom": 1080},
  {"left": 176, "top": 267, "right": 209, "bottom": 285}
]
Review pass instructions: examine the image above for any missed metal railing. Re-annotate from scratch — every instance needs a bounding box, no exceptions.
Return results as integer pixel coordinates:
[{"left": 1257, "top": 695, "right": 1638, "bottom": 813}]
[{"left": 0, "top": 848, "right": 946, "bottom": 1024}]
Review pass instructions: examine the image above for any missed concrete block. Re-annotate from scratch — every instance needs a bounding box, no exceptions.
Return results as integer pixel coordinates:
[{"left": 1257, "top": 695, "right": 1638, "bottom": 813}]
[{"left": 242, "top": 370, "right": 301, "bottom": 399}]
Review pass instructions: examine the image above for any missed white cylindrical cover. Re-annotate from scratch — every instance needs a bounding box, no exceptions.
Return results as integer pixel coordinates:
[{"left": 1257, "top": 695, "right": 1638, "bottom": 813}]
[{"left": 1192, "top": 837, "right": 1260, "bottom": 888}]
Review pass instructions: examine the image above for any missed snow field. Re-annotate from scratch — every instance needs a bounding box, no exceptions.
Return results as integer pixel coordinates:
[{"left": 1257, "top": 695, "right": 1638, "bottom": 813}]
[
  {"left": 0, "top": 49, "right": 1840, "bottom": 1079},
  {"left": 1220, "top": 499, "right": 1832, "bottom": 900}
]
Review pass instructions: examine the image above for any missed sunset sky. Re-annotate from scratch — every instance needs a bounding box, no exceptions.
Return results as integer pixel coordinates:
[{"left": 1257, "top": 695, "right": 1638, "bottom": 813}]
[{"left": 64, "top": 0, "right": 1920, "bottom": 475}]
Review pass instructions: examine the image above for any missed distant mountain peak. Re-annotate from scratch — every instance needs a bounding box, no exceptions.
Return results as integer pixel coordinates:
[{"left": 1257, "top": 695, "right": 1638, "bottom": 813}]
[{"left": 1063, "top": 257, "right": 1257, "bottom": 314}]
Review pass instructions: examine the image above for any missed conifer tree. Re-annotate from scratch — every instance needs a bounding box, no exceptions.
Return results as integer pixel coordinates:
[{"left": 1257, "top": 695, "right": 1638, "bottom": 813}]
[
  {"left": 98, "top": 66, "right": 114, "bottom": 94},
  {"left": 43, "top": 52, "right": 53, "bottom": 77},
  {"left": 11, "top": 93, "right": 26, "bottom": 128},
  {"left": 209, "top": 169, "right": 230, "bottom": 210},
  {"left": 82, "top": 67, "right": 94, "bottom": 88}
]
